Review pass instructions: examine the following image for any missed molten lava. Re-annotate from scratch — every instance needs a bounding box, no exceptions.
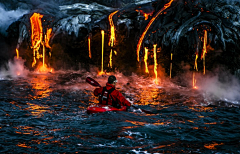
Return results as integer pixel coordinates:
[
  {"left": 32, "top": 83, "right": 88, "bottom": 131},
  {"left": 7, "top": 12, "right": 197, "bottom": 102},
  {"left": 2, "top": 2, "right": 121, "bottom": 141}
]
[
  {"left": 170, "top": 53, "right": 173, "bottom": 78},
  {"left": 144, "top": 47, "right": 149, "bottom": 73},
  {"left": 100, "top": 30, "right": 104, "bottom": 74},
  {"left": 45, "top": 28, "right": 52, "bottom": 49},
  {"left": 108, "top": 10, "right": 118, "bottom": 69},
  {"left": 88, "top": 36, "right": 91, "bottom": 59},
  {"left": 202, "top": 30, "right": 207, "bottom": 75},
  {"left": 136, "top": 10, "right": 153, "bottom": 20},
  {"left": 153, "top": 44, "right": 158, "bottom": 84},
  {"left": 136, "top": 0, "right": 174, "bottom": 62},
  {"left": 194, "top": 53, "right": 198, "bottom": 71},
  {"left": 109, "top": 50, "right": 113, "bottom": 68},
  {"left": 16, "top": 49, "right": 19, "bottom": 59},
  {"left": 30, "top": 13, "right": 43, "bottom": 67},
  {"left": 108, "top": 10, "right": 118, "bottom": 47}
]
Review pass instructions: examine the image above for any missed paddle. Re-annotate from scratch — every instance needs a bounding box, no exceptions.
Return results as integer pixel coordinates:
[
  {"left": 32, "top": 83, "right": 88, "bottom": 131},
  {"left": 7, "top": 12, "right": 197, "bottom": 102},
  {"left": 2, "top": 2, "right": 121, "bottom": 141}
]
[{"left": 86, "top": 77, "right": 154, "bottom": 114}]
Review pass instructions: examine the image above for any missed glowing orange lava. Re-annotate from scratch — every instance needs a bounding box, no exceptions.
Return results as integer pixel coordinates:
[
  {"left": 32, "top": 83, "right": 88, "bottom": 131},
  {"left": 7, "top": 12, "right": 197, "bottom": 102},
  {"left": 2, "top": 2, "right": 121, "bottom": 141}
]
[
  {"left": 16, "top": 49, "right": 19, "bottom": 59},
  {"left": 88, "top": 35, "right": 91, "bottom": 59},
  {"left": 109, "top": 49, "right": 113, "bottom": 68},
  {"left": 101, "top": 30, "right": 104, "bottom": 74},
  {"left": 144, "top": 47, "right": 149, "bottom": 73},
  {"left": 136, "top": 10, "right": 153, "bottom": 20},
  {"left": 170, "top": 53, "right": 173, "bottom": 78},
  {"left": 30, "top": 13, "right": 43, "bottom": 67},
  {"left": 202, "top": 30, "right": 207, "bottom": 75},
  {"left": 108, "top": 10, "right": 118, "bottom": 47},
  {"left": 45, "top": 28, "right": 52, "bottom": 49},
  {"left": 108, "top": 10, "right": 118, "bottom": 68},
  {"left": 194, "top": 53, "right": 198, "bottom": 71},
  {"left": 136, "top": 0, "right": 174, "bottom": 62},
  {"left": 153, "top": 44, "right": 158, "bottom": 84}
]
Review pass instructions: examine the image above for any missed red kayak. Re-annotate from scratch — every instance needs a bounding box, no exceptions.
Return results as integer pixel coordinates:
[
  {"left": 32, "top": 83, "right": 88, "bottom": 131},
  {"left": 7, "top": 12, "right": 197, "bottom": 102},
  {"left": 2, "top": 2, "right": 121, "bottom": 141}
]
[{"left": 87, "top": 104, "right": 127, "bottom": 114}]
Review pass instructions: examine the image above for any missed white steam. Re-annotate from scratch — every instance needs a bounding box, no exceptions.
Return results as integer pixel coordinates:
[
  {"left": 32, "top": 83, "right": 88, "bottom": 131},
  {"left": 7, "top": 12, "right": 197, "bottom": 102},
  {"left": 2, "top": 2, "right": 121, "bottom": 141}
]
[
  {"left": 0, "top": 5, "right": 28, "bottom": 35},
  {"left": 198, "top": 71, "right": 240, "bottom": 103},
  {"left": 0, "top": 57, "right": 29, "bottom": 80}
]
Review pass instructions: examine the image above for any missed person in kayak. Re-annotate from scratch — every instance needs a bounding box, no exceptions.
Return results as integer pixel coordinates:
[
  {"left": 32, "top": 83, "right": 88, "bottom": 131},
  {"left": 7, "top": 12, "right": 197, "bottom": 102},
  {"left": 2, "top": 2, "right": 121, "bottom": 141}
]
[{"left": 94, "top": 75, "right": 132, "bottom": 108}]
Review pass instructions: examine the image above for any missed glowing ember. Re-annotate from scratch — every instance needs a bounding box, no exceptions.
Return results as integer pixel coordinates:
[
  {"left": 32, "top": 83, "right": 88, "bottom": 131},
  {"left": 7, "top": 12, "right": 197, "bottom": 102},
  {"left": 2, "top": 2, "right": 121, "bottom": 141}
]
[
  {"left": 136, "top": 10, "right": 153, "bottom": 20},
  {"left": 202, "top": 30, "right": 207, "bottom": 75},
  {"left": 88, "top": 36, "right": 91, "bottom": 59},
  {"left": 153, "top": 44, "right": 158, "bottom": 84},
  {"left": 144, "top": 47, "right": 149, "bottom": 73},
  {"left": 101, "top": 30, "right": 104, "bottom": 74},
  {"left": 136, "top": 0, "right": 174, "bottom": 62},
  {"left": 108, "top": 10, "right": 118, "bottom": 47},
  {"left": 30, "top": 13, "right": 43, "bottom": 67},
  {"left": 16, "top": 49, "right": 19, "bottom": 59},
  {"left": 170, "top": 53, "right": 173, "bottom": 78}
]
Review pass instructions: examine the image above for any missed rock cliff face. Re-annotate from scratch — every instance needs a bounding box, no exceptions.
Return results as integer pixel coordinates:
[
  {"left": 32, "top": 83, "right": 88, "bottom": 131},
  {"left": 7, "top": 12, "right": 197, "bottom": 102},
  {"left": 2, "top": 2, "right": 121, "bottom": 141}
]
[{"left": 2, "top": 0, "right": 240, "bottom": 76}]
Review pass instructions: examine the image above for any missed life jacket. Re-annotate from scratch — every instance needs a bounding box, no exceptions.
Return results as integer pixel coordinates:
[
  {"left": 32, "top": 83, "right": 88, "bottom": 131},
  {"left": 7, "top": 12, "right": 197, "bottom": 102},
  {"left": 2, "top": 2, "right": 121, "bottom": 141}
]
[{"left": 99, "top": 87, "right": 120, "bottom": 108}]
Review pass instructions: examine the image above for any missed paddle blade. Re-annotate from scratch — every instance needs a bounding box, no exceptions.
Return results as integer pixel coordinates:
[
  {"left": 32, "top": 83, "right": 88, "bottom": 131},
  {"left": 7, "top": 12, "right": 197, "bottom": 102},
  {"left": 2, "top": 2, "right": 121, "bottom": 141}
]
[
  {"left": 132, "top": 105, "right": 154, "bottom": 114},
  {"left": 86, "top": 77, "right": 101, "bottom": 87}
]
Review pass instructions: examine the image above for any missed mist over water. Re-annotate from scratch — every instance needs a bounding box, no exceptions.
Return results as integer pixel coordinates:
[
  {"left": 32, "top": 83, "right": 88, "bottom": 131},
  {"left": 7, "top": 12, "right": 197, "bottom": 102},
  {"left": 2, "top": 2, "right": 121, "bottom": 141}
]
[
  {"left": 198, "top": 71, "right": 240, "bottom": 104},
  {"left": 0, "top": 57, "right": 29, "bottom": 79}
]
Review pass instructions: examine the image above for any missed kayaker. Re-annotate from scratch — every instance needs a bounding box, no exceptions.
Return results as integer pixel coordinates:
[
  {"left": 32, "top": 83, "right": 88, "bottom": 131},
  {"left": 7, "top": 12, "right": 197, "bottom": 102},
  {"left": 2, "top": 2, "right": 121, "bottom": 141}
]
[{"left": 94, "top": 75, "right": 132, "bottom": 108}]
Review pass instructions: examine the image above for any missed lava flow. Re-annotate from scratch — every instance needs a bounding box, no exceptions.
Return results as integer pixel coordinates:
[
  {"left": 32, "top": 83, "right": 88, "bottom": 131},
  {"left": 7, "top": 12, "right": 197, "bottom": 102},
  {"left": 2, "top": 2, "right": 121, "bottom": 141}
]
[
  {"left": 202, "top": 30, "right": 208, "bottom": 75},
  {"left": 170, "top": 53, "right": 173, "bottom": 78},
  {"left": 136, "top": 0, "right": 174, "bottom": 62},
  {"left": 144, "top": 47, "right": 149, "bottom": 74},
  {"left": 88, "top": 35, "right": 91, "bottom": 59},
  {"left": 30, "top": 13, "right": 43, "bottom": 67},
  {"left": 108, "top": 10, "right": 118, "bottom": 68},
  {"left": 153, "top": 44, "right": 158, "bottom": 84},
  {"left": 30, "top": 13, "right": 53, "bottom": 72},
  {"left": 16, "top": 49, "right": 19, "bottom": 59},
  {"left": 99, "top": 30, "right": 105, "bottom": 75}
]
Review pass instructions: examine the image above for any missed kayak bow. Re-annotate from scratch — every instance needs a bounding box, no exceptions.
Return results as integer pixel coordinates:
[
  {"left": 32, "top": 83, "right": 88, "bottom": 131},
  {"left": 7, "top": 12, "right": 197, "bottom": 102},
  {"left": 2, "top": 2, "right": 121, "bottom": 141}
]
[{"left": 87, "top": 104, "right": 127, "bottom": 114}]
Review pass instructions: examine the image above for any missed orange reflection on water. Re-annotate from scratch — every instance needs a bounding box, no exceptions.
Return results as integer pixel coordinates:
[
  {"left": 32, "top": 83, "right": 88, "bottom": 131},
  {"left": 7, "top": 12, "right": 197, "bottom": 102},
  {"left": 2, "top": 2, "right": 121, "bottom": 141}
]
[
  {"left": 14, "top": 126, "right": 41, "bottom": 136},
  {"left": 153, "top": 143, "right": 175, "bottom": 149},
  {"left": 25, "top": 103, "right": 51, "bottom": 117},
  {"left": 204, "top": 122, "right": 217, "bottom": 125},
  {"left": 153, "top": 120, "right": 171, "bottom": 126},
  {"left": 189, "top": 106, "right": 214, "bottom": 112},
  {"left": 204, "top": 142, "right": 224, "bottom": 149},
  {"left": 16, "top": 143, "right": 31, "bottom": 148},
  {"left": 30, "top": 75, "right": 52, "bottom": 99},
  {"left": 138, "top": 88, "right": 160, "bottom": 105},
  {"left": 125, "top": 120, "right": 146, "bottom": 126}
]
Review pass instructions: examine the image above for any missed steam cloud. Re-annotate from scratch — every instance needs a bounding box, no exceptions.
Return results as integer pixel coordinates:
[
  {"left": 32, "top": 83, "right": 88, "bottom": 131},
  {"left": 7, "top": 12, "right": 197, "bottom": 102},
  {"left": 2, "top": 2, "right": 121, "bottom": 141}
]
[
  {"left": 0, "top": 5, "right": 28, "bottom": 35},
  {"left": 0, "top": 57, "right": 29, "bottom": 80},
  {"left": 198, "top": 69, "right": 240, "bottom": 103}
]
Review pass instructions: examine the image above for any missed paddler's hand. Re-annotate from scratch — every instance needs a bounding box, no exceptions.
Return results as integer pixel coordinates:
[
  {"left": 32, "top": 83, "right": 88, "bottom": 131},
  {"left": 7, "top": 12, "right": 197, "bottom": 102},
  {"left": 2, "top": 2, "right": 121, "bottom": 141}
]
[{"left": 126, "top": 98, "right": 134, "bottom": 106}]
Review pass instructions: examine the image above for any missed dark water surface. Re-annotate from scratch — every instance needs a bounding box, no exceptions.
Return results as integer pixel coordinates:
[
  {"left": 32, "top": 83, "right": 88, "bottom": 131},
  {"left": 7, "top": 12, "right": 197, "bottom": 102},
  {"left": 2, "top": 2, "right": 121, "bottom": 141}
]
[{"left": 0, "top": 71, "right": 240, "bottom": 153}]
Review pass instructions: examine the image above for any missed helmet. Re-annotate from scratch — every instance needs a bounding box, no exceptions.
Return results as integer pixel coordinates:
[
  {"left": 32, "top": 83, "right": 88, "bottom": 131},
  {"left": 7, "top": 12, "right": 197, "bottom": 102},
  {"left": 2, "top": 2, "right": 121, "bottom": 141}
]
[{"left": 108, "top": 75, "right": 117, "bottom": 84}]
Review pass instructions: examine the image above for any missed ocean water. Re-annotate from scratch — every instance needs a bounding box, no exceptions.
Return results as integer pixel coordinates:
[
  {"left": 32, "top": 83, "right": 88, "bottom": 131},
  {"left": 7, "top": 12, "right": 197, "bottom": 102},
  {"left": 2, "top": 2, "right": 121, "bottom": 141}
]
[{"left": 0, "top": 71, "right": 239, "bottom": 153}]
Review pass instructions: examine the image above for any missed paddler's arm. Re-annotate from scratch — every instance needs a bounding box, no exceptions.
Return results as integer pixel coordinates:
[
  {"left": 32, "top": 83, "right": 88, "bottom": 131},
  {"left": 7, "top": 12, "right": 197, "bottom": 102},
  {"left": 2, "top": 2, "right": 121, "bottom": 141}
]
[
  {"left": 116, "top": 92, "right": 131, "bottom": 106},
  {"left": 94, "top": 87, "right": 102, "bottom": 96}
]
